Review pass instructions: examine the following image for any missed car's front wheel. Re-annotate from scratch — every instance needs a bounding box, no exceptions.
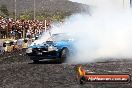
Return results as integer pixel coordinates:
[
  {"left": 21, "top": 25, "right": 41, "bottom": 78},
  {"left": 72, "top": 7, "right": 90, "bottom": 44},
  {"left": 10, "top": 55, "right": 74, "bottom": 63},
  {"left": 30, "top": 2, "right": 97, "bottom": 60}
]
[{"left": 59, "top": 48, "right": 69, "bottom": 63}]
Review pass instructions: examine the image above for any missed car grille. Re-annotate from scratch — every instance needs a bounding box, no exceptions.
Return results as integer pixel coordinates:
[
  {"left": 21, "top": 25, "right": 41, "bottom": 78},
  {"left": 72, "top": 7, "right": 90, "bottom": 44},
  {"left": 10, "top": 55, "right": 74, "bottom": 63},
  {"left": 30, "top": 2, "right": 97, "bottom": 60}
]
[{"left": 32, "top": 48, "right": 48, "bottom": 53}]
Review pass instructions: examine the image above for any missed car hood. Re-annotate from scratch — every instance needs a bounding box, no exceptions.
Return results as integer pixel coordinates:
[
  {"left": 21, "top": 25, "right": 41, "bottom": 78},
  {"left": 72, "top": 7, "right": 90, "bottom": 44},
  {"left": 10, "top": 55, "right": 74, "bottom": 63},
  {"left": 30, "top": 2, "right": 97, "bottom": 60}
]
[
  {"left": 29, "top": 44, "right": 45, "bottom": 48},
  {"left": 29, "top": 41, "right": 54, "bottom": 48}
]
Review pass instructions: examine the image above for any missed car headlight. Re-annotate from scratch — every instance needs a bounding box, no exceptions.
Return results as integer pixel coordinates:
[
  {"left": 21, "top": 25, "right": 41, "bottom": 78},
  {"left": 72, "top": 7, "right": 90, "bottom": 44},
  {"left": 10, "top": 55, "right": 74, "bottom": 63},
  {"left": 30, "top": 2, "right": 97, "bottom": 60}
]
[
  {"left": 26, "top": 48, "right": 32, "bottom": 53},
  {"left": 48, "top": 46, "right": 58, "bottom": 51}
]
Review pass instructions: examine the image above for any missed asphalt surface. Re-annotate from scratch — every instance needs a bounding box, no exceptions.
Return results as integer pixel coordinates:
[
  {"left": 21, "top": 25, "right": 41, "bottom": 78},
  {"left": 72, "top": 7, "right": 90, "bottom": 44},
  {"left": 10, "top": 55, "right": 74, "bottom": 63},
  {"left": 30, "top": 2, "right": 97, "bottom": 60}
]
[{"left": 0, "top": 50, "right": 132, "bottom": 88}]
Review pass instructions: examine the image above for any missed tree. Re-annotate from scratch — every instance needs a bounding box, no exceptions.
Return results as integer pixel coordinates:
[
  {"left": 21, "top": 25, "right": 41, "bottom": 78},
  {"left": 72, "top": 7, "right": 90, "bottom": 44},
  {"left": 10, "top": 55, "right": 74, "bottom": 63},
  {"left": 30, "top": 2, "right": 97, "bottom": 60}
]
[
  {"left": 36, "top": 16, "right": 44, "bottom": 21},
  {"left": 20, "top": 14, "right": 30, "bottom": 20},
  {"left": 0, "top": 5, "right": 9, "bottom": 16},
  {"left": 51, "top": 14, "right": 64, "bottom": 21}
]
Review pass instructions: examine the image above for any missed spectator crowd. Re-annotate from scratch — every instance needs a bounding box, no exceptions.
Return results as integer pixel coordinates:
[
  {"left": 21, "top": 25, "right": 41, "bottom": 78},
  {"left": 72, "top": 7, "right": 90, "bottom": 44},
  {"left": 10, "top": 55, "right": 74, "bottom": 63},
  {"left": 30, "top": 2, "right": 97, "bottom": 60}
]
[{"left": 0, "top": 16, "right": 52, "bottom": 39}]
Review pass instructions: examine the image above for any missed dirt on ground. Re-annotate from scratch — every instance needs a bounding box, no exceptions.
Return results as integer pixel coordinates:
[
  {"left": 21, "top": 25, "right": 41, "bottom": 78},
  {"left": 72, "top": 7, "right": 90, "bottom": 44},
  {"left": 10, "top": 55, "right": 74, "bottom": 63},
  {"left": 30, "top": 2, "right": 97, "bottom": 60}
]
[{"left": 0, "top": 50, "right": 132, "bottom": 88}]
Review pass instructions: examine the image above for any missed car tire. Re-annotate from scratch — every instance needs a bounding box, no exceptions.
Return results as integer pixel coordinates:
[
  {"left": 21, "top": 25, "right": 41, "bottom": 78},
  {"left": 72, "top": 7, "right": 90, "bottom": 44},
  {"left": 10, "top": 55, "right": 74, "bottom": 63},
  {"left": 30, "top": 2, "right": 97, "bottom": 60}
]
[
  {"left": 59, "top": 48, "right": 69, "bottom": 63},
  {"left": 33, "top": 60, "right": 39, "bottom": 63}
]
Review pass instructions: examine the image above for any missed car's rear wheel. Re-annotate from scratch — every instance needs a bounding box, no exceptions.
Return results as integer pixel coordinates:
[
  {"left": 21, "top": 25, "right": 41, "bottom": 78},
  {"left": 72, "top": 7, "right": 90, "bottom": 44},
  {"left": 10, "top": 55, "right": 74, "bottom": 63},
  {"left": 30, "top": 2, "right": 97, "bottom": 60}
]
[{"left": 59, "top": 48, "right": 69, "bottom": 63}]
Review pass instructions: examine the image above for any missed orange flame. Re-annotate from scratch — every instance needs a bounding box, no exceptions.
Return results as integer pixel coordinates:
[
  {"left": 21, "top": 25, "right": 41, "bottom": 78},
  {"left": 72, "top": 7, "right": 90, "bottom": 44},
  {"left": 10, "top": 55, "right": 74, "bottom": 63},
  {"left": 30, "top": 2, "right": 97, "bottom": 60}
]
[{"left": 78, "top": 66, "right": 86, "bottom": 76}]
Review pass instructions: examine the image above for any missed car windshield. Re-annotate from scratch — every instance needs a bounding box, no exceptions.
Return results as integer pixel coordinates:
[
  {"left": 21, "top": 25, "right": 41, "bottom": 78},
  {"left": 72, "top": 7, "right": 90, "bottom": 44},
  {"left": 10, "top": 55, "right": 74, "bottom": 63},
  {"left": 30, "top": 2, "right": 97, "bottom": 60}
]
[{"left": 47, "top": 33, "right": 72, "bottom": 41}]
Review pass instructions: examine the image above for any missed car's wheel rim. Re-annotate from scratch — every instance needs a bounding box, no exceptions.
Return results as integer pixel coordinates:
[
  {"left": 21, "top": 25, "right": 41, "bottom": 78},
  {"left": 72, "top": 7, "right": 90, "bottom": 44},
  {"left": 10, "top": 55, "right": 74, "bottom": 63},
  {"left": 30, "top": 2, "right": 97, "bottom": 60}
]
[
  {"left": 62, "top": 49, "right": 68, "bottom": 58},
  {"left": 60, "top": 49, "right": 69, "bottom": 63},
  {"left": 62, "top": 50, "right": 66, "bottom": 58}
]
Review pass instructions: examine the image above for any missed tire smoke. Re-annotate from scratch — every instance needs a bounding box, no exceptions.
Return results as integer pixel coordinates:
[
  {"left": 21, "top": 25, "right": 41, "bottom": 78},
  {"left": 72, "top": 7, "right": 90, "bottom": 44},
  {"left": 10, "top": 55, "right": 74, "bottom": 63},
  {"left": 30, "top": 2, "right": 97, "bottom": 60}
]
[{"left": 67, "top": 0, "right": 132, "bottom": 63}]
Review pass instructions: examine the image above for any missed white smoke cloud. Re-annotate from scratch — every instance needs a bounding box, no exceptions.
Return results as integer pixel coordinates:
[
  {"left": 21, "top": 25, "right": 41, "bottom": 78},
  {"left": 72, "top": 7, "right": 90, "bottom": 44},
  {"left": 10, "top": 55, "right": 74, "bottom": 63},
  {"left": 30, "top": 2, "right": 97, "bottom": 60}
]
[
  {"left": 66, "top": 0, "right": 132, "bottom": 63},
  {"left": 61, "top": 11, "right": 132, "bottom": 63}
]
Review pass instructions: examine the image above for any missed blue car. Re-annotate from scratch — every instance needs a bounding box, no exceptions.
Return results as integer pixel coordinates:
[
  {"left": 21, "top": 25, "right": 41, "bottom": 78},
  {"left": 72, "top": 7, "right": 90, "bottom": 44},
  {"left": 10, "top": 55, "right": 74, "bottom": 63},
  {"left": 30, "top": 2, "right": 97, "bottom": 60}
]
[{"left": 26, "top": 33, "right": 74, "bottom": 63}]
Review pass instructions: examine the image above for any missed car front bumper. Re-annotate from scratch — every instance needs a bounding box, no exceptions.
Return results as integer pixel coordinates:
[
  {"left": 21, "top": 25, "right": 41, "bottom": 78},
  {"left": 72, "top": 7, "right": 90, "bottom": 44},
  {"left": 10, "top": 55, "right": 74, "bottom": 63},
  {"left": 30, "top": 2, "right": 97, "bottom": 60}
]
[{"left": 26, "top": 51, "right": 60, "bottom": 60}]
